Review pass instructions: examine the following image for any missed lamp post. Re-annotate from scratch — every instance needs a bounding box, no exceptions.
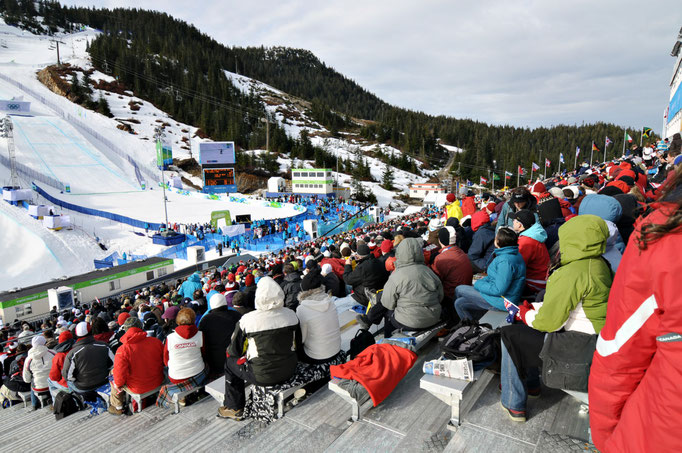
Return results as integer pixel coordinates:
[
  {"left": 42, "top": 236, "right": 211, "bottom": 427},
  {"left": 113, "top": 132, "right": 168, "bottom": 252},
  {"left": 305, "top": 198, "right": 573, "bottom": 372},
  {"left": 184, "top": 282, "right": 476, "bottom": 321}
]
[{"left": 154, "top": 126, "right": 169, "bottom": 229}]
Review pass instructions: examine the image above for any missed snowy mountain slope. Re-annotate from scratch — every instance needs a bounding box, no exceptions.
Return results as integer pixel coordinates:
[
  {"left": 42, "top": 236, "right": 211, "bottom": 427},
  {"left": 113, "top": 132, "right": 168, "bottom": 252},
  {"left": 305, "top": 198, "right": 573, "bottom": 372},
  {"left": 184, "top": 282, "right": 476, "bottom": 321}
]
[
  {"left": 225, "top": 70, "right": 436, "bottom": 194},
  {"left": 11, "top": 115, "right": 139, "bottom": 193}
]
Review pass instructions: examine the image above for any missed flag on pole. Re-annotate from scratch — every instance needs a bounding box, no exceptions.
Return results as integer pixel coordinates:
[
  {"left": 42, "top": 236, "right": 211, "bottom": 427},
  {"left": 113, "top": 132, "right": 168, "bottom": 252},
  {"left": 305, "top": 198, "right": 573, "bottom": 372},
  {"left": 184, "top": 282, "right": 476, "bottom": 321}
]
[
  {"left": 531, "top": 162, "right": 540, "bottom": 171},
  {"left": 626, "top": 133, "right": 633, "bottom": 143},
  {"left": 576, "top": 146, "right": 580, "bottom": 157},
  {"left": 517, "top": 165, "right": 525, "bottom": 175},
  {"left": 480, "top": 176, "right": 488, "bottom": 185},
  {"left": 505, "top": 171, "right": 513, "bottom": 179},
  {"left": 559, "top": 153, "right": 564, "bottom": 164},
  {"left": 466, "top": 179, "right": 473, "bottom": 187},
  {"left": 493, "top": 173, "right": 500, "bottom": 181},
  {"left": 642, "top": 127, "right": 652, "bottom": 138},
  {"left": 605, "top": 136, "right": 613, "bottom": 146},
  {"left": 545, "top": 158, "right": 551, "bottom": 168},
  {"left": 592, "top": 142, "right": 600, "bottom": 152}
]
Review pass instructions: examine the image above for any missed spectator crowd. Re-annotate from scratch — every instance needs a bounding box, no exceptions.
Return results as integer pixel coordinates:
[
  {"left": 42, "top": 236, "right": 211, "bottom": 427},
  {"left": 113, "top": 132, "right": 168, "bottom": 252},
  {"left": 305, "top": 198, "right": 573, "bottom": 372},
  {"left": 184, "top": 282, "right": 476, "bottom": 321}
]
[{"left": 0, "top": 134, "right": 680, "bottom": 453}]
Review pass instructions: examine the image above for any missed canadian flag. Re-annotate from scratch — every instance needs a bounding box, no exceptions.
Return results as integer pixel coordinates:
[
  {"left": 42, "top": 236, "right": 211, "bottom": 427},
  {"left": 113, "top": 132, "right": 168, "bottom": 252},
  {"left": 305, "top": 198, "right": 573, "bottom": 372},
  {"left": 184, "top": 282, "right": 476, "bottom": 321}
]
[{"left": 480, "top": 176, "right": 488, "bottom": 185}]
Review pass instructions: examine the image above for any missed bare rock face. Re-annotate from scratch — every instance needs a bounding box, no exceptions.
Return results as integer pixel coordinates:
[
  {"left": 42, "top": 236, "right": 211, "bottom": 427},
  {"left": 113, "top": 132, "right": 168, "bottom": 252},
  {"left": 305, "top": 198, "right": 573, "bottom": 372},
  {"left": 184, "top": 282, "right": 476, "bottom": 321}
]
[{"left": 36, "top": 66, "right": 70, "bottom": 98}]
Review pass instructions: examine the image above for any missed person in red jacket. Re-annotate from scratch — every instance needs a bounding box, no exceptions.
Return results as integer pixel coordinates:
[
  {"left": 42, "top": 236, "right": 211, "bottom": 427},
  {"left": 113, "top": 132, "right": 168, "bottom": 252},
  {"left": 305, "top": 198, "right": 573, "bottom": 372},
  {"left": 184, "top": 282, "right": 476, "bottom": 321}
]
[
  {"left": 431, "top": 226, "right": 473, "bottom": 325},
  {"left": 108, "top": 317, "right": 164, "bottom": 415},
  {"left": 461, "top": 192, "right": 477, "bottom": 217},
  {"left": 46, "top": 330, "right": 74, "bottom": 400},
  {"left": 510, "top": 210, "right": 550, "bottom": 295},
  {"left": 589, "top": 169, "right": 682, "bottom": 453}
]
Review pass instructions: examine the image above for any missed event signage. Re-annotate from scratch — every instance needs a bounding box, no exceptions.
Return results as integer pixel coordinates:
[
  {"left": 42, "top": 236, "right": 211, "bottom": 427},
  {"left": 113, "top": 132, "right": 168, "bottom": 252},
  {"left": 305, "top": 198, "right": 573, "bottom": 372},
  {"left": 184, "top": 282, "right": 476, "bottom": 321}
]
[
  {"left": 0, "top": 100, "right": 30, "bottom": 113},
  {"left": 156, "top": 141, "right": 173, "bottom": 170}
]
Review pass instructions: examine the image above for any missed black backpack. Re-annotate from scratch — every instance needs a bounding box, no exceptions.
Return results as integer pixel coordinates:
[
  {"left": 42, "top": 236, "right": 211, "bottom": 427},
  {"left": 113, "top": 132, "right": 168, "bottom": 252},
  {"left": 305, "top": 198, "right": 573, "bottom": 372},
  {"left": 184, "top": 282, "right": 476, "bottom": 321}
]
[
  {"left": 53, "top": 391, "right": 83, "bottom": 420},
  {"left": 349, "top": 329, "right": 375, "bottom": 360},
  {"left": 440, "top": 320, "right": 499, "bottom": 367}
]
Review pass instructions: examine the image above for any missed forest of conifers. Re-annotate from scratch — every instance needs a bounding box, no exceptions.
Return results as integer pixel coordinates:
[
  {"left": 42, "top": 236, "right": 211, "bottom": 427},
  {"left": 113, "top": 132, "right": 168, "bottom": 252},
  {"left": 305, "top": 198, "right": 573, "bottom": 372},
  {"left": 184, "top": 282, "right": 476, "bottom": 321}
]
[{"left": 1, "top": 1, "right": 654, "bottom": 182}]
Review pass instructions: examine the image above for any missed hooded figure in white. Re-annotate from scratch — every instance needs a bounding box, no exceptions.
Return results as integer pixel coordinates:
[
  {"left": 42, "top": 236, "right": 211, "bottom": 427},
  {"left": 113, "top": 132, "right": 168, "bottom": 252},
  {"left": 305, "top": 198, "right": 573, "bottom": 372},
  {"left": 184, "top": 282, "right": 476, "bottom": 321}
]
[
  {"left": 23, "top": 336, "right": 55, "bottom": 392},
  {"left": 296, "top": 265, "right": 341, "bottom": 362},
  {"left": 228, "top": 277, "right": 300, "bottom": 385}
]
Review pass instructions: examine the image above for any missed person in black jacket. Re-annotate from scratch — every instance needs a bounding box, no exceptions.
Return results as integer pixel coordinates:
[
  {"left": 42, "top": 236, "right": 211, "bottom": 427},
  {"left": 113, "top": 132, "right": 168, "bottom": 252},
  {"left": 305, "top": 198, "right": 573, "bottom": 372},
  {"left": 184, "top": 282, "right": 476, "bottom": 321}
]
[
  {"left": 280, "top": 264, "right": 302, "bottom": 310},
  {"left": 62, "top": 322, "right": 115, "bottom": 393},
  {"left": 343, "top": 243, "right": 389, "bottom": 306},
  {"left": 199, "top": 293, "right": 241, "bottom": 379},
  {"left": 467, "top": 212, "right": 496, "bottom": 274},
  {"left": 320, "top": 263, "right": 344, "bottom": 297},
  {"left": 217, "top": 277, "right": 301, "bottom": 420}
]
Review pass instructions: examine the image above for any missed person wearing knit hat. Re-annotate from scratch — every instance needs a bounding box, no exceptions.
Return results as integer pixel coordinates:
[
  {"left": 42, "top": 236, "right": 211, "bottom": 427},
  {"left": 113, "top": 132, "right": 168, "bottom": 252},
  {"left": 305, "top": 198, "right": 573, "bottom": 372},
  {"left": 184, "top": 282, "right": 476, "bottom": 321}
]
[
  {"left": 319, "top": 262, "right": 344, "bottom": 297},
  {"left": 432, "top": 227, "right": 474, "bottom": 325},
  {"left": 296, "top": 265, "right": 342, "bottom": 365},
  {"left": 343, "top": 238, "right": 390, "bottom": 306},
  {"left": 548, "top": 187, "right": 565, "bottom": 199},
  {"left": 510, "top": 209, "right": 550, "bottom": 294},
  {"left": 108, "top": 313, "right": 164, "bottom": 415},
  {"left": 530, "top": 181, "right": 546, "bottom": 195},
  {"left": 380, "top": 239, "right": 393, "bottom": 254},
  {"left": 199, "top": 293, "right": 241, "bottom": 380},
  {"left": 117, "top": 312, "right": 131, "bottom": 326},
  {"left": 62, "top": 321, "right": 115, "bottom": 393},
  {"left": 509, "top": 210, "right": 536, "bottom": 232},
  {"left": 356, "top": 243, "right": 370, "bottom": 257}
]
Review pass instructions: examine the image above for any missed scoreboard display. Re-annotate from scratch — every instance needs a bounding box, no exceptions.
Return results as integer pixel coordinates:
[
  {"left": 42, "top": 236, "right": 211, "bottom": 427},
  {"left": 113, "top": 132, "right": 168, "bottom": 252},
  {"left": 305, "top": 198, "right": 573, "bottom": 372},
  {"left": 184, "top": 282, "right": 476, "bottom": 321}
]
[{"left": 203, "top": 167, "right": 237, "bottom": 193}]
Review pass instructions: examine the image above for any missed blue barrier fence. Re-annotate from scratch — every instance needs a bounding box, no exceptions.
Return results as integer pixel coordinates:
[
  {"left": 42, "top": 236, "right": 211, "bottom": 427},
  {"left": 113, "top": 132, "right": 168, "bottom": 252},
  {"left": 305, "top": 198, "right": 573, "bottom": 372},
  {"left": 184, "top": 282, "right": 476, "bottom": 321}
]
[{"left": 33, "top": 183, "right": 163, "bottom": 230}]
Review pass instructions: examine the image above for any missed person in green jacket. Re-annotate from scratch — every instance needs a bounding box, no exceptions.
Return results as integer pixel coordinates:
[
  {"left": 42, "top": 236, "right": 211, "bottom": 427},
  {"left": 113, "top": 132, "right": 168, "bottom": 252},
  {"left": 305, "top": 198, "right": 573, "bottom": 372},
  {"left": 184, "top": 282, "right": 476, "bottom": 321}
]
[{"left": 498, "top": 214, "right": 613, "bottom": 422}]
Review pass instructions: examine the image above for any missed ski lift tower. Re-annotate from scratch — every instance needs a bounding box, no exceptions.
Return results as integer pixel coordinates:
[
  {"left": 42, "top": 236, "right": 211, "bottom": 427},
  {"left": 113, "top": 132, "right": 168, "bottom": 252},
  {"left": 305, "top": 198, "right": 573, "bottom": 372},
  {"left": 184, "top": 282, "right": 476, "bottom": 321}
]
[
  {"left": 49, "top": 39, "right": 66, "bottom": 67},
  {"left": 0, "top": 116, "right": 19, "bottom": 188}
]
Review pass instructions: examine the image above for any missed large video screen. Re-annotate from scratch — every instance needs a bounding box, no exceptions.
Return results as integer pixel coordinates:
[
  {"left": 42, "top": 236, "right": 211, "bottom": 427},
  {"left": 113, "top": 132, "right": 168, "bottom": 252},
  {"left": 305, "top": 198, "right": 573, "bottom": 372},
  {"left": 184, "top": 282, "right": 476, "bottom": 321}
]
[{"left": 199, "top": 142, "right": 236, "bottom": 165}]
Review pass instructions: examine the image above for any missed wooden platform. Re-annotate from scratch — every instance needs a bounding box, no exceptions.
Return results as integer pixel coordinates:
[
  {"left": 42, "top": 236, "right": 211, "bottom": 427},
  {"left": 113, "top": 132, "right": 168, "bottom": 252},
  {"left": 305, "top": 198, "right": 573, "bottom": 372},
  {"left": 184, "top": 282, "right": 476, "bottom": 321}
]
[{"left": 0, "top": 341, "right": 593, "bottom": 453}]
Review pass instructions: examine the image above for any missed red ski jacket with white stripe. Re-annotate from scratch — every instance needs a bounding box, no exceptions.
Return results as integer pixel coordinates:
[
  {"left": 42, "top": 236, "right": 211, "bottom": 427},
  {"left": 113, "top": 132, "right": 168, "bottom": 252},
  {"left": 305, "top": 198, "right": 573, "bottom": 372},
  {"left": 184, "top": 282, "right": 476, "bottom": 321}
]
[{"left": 589, "top": 201, "right": 682, "bottom": 453}]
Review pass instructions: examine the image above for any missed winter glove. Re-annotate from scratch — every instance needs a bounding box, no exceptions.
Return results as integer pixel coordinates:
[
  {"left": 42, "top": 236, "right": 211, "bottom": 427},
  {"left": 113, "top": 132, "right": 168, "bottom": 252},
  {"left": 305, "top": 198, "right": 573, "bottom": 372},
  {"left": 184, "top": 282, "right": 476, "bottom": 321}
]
[{"left": 516, "top": 301, "right": 534, "bottom": 324}]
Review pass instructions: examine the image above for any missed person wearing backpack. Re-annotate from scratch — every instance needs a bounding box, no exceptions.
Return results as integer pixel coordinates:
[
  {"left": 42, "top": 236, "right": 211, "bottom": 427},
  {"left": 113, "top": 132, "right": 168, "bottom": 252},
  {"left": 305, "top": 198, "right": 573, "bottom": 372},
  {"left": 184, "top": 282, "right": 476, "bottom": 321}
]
[
  {"left": 499, "top": 215, "right": 611, "bottom": 422},
  {"left": 454, "top": 227, "right": 526, "bottom": 321}
]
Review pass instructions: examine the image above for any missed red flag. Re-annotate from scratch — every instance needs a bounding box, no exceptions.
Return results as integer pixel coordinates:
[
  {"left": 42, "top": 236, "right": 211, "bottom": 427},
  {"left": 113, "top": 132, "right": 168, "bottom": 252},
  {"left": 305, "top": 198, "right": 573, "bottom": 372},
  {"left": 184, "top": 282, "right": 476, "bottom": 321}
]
[
  {"left": 545, "top": 158, "right": 551, "bottom": 168},
  {"left": 480, "top": 176, "right": 488, "bottom": 185}
]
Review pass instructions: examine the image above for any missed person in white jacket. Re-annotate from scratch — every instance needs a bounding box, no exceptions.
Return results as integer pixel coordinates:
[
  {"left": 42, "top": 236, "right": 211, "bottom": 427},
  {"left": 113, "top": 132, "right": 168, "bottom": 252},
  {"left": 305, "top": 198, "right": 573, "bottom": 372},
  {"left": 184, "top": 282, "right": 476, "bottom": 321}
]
[
  {"left": 23, "top": 336, "right": 55, "bottom": 409},
  {"left": 296, "top": 264, "right": 342, "bottom": 363}
]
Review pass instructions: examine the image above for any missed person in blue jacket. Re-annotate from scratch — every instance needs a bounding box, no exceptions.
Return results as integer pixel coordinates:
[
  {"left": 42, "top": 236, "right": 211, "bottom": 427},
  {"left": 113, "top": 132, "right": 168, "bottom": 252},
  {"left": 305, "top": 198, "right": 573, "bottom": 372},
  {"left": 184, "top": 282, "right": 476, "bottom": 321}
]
[
  {"left": 179, "top": 272, "right": 203, "bottom": 300},
  {"left": 454, "top": 227, "right": 526, "bottom": 321}
]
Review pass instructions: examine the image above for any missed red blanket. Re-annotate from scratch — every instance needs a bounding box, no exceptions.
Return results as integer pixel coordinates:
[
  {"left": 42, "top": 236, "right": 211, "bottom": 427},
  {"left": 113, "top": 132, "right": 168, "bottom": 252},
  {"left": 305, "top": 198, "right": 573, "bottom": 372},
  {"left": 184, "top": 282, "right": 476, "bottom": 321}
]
[{"left": 330, "top": 344, "right": 417, "bottom": 406}]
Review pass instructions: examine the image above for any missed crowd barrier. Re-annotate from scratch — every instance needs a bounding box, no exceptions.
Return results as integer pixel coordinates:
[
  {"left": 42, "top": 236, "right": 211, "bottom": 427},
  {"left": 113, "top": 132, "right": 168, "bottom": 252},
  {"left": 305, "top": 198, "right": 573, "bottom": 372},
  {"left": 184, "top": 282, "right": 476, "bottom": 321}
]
[
  {"left": 33, "top": 183, "right": 163, "bottom": 230},
  {"left": 0, "top": 153, "right": 64, "bottom": 191}
]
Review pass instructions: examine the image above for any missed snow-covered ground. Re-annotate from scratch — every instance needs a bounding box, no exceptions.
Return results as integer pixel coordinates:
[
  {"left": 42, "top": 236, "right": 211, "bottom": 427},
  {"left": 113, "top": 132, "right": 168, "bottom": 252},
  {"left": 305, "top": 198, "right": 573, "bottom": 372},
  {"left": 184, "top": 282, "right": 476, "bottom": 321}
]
[{"left": 0, "top": 19, "right": 434, "bottom": 291}]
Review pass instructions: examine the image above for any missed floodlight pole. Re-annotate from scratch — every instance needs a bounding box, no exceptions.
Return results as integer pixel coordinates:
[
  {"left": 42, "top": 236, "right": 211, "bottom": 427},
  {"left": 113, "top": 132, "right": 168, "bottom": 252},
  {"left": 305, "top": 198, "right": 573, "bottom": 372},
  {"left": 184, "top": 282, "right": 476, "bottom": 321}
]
[{"left": 154, "top": 126, "right": 169, "bottom": 229}]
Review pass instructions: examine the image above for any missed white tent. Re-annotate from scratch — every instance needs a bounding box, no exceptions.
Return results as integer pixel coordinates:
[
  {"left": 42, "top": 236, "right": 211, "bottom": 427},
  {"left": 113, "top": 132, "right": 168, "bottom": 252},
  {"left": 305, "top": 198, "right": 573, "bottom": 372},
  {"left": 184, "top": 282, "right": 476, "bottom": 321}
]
[{"left": 267, "top": 177, "right": 285, "bottom": 193}]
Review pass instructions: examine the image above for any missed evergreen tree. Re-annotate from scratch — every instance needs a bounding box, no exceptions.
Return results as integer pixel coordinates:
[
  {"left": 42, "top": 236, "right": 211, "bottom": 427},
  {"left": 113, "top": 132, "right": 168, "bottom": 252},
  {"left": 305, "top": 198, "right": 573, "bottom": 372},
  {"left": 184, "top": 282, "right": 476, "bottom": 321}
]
[{"left": 381, "top": 164, "right": 394, "bottom": 190}]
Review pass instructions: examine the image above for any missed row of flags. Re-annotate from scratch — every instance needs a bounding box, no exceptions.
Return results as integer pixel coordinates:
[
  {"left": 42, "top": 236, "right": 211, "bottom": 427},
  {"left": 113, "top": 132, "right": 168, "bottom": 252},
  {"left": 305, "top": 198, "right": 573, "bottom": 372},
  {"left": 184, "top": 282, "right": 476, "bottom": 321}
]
[{"left": 467, "top": 128, "right": 654, "bottom": 186}]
